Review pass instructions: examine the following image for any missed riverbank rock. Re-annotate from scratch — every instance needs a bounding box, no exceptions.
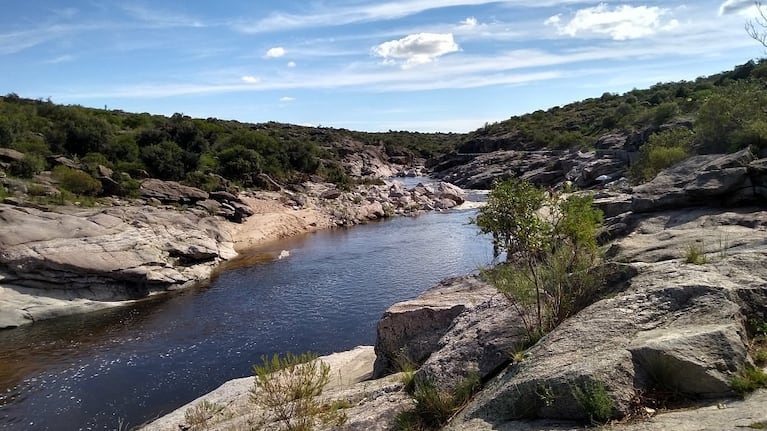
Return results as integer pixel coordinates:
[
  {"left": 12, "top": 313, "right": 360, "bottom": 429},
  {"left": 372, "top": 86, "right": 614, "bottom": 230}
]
[
  {"left": 0, "top": 203, "right": 237, "bottom": 328},
  {"left": 372, "top": 275, "right": 496, "bottom": 377},
  {"left": 139, "top": 178, "right": 209, "bottom": 203},
  {"left": 139, "top": 346, "right": 414, "bottom": 431}
]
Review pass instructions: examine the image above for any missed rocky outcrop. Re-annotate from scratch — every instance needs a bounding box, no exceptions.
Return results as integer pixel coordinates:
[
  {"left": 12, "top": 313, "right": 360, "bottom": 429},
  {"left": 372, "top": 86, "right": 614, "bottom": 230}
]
[
  {"left": 433, "top": 149, "right": 628, "bottom": 190},
  {"left": 139, "top": 346, "right": 414, "bottom": 431},
  {"left": 139, "top": 178, "right": 209, "bottom": 203},
  {"left": 372, "top": 276, "right": 496, "bottom": 377},
  {"left": 0, "top": 203, "right": 237, "bottom": 328},
  {"left": 311, "top": 180, "right": 468, "bottom": 226}
]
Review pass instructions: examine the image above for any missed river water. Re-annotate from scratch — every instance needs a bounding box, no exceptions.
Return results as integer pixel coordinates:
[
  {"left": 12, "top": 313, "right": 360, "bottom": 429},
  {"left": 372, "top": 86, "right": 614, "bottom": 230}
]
[{"left": 0, "top": 205, "right": 496, "bottom": 430}]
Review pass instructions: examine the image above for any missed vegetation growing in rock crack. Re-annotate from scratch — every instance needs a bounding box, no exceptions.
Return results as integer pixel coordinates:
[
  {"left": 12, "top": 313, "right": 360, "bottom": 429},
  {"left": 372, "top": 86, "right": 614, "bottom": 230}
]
[
  {"left": 476, "top": 179, "right": 605, "bottom": 341},
  {"left": 250, "top": 352, "right": 331, "bottom": 431},
  {"left": 730, "top": 366, "right": 767, "bottom": 396},
  {"left": 683, "top": 242, "right": 708, "bottom": 265},
  {"left": 183, "top": 399, "right": 226, "bottom": 431},
  {"left": 394, "top": 373, "right": 481, "bottom": 430},
  {"left": 571, "top": 380, "right": 614, "bottom": 425}
]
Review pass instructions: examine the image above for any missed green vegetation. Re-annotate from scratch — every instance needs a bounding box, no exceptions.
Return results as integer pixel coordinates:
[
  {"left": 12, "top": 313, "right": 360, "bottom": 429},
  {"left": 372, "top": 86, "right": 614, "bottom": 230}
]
[
  {"left": 250, "top": 352, "right": 331, "bottom": 431},
  {"left": 394, "top": 374, "right": 481, "bottom": 430},
  {"left": 630, "top": 128, "right": 694, "bottom": 183},
  {"left": 730, "top": 366, "right": 767, "bottom": 396},
  {"left": 571, "top": 381, "right": 614, "bottom": 425},
  {"left": 476, "top": 179, "right": 604, "bottom": 341},
  {"left": 0, "top": 96, "right": 461, "bottom": 191},
  {"left": 52, "top": 165, "right": 102, "bottom": 196},
  {"left": 683, "top": 242, "right": 708, "bottom": 265},
  {"left": 183, "top": 399, "right": 226, "bottom": 431},
  {"left": 466, "top": 60, "right": 767, "bottom": 183}
]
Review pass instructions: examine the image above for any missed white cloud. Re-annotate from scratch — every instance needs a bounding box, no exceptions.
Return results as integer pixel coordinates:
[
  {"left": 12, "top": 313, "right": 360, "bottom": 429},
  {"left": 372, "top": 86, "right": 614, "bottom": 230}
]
[
  {"left": 241, "top": 75, "right": 260, "bottom": 83},
  {"left": 546, "top": 4, "right": 676, "bottom": 40},
  {"left": 287, "top": 61, "right": 297, "bottom": 68},
  {"left": 719, "top": 0, "right": 755, "bottom": 15},
  {"left": 459, "top": 17, "right": 478, "bottom": 29},
  {"left": 280, "top": 96, "right": 295, "bottom": 102},
  {"left": 265, "top": 47, "right": 286, "bottom": 58},
  {"left": 372, "top": 33, "right": 459, "bottom": 67}
]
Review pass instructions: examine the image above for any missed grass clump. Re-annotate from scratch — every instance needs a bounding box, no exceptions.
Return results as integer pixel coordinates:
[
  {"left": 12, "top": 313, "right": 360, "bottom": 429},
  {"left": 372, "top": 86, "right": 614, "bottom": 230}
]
[
  {"left": 250, "top": 352, "right": 331, "bottom": 431},
  {"left": 183, "top": 399, "right": 226, "bottom": 430},
  {"left": 683, "top": 242, "right": 708, "bottom": 265},
  {"left": 394, "top": 374, "right": 481, "bottom": 430},
  {"left": 571, "top": 380, "right": 614, "bottom": 425},
  {"left": 730, "top": 366, "right": 767, "bottom": 396}
]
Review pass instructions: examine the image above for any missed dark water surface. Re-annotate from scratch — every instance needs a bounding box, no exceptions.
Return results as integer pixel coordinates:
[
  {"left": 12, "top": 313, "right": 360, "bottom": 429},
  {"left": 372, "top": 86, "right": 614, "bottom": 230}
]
[{"left": 0, "top": 208, "right": 495, "bottom": 430}]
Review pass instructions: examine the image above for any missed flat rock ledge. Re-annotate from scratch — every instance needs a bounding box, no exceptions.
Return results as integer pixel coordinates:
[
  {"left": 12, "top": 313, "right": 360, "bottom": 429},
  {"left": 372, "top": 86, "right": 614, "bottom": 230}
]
[{"left": 0, "top": 203, "right": 238, "bottom": 329}]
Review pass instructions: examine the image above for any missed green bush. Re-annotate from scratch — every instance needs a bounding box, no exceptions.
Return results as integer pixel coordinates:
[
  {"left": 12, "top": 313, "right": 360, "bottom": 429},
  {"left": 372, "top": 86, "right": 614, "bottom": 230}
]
[
  {"left": 731, "top": 366, "right": 767, "bottom": 396},
  {"left": 9, "top": 154, "right": 45, "bottom": 178},
  {"left": 394, "top": 374, "right": 480, "bottom": 430},
  {"left": 250, "top": 352, "right": 331, "bottom": 431},
  {"left": 476, "top": 180, "right": 604, "bottom": 341},
  {"left": 52, "top": 165, "right": 103, "bottom": 196},
  {"left": 630, "top": 128, "right": 694, "bottom": 183},
  {"left": 571, "top": 381, "right": 613, "bottom": 425}
]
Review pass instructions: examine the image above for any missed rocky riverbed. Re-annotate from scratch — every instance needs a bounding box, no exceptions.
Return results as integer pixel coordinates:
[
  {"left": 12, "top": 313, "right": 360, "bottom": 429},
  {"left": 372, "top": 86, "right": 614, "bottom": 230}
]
[
  {"left": 0, "top": 177, "right": 467, "bottom": 330},
  {"left": 141, "top": 149, "right": 767, "bottom": 430}
]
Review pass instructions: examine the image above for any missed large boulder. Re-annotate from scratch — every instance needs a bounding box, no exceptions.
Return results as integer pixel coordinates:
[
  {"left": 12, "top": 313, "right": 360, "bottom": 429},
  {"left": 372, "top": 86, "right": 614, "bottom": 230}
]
[
  {"left": 139, "top": 179, "right": 209, "bottom": 203},
  {"left": 456, "top": 260, "right": 752, "bottom": 425},
  {"left": 415, "top": 294, "right": 527, "bottom": 392},
  {"left": 372, "top": 275, "right": 496, "bottom": 377},
  {"left": 632, "top": 148, "right": 756, "bottom": 212}
]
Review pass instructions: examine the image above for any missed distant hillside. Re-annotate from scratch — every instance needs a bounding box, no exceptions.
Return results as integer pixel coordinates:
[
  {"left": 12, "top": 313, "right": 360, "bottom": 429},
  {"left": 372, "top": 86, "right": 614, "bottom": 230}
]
[
  {"left": 459, "top": 59, "right": 767, "bottom": 160},
  {"left": 0, "top": 96, "right": 463, "bottom": 191}
]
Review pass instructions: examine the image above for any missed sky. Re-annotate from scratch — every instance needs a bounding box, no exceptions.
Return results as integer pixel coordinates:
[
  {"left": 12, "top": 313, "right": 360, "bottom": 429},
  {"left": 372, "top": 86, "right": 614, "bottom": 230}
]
[{"left": 0, "top": 0, "right": 765, "bottom": 133}]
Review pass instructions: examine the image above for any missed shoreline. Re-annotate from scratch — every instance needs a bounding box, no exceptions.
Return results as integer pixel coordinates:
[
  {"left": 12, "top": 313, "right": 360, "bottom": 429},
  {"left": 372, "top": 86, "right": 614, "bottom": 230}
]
[{"left": 0, "top": 178, "right": 470, "bottom": 330}]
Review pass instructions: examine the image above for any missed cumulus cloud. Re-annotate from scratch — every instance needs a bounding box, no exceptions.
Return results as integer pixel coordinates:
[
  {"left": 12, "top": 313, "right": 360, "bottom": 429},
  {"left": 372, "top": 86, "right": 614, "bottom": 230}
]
[
  {"left": 287, "top": 61, "right": 296, "bottom": 68},
  {"left": 546, "top": 4, "right": 678, "bottom": 40},
  {"left": 280, "top": 96, "right": 295, "bottom": 102},
  {"left": 241, "top": 75, "right": 260, "bottom": 83},
  {"left": 265, "top": 46, "right": 286, "bottom": 58},
  {"left": 372, "top": 33, "right": 459, "bottom": 67},
  {"left": 719, "top": 0, "right": 755, "bottom": 15}
]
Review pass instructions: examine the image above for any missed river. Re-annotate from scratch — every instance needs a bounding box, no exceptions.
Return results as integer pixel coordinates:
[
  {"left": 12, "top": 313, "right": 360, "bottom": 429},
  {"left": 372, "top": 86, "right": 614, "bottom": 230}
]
[{"left": 0, "top": 206, "right": 496, "bottom": 430}]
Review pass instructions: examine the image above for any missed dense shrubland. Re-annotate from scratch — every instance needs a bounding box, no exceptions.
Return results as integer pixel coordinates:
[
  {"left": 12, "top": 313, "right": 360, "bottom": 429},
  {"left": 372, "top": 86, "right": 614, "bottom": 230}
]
[{"left": 0, "top": 95, "right": 461, "bottom": 192}]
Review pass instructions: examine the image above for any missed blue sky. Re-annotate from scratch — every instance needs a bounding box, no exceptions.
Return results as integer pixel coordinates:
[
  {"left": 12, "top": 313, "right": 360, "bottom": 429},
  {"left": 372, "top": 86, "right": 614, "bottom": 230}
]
[{"left": 0, "top": 0, "right": 764, "bottom": 132}]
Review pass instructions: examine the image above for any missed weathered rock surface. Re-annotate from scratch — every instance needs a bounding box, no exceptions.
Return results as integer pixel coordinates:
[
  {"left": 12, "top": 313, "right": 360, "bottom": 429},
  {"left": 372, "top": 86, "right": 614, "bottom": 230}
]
[
  {"left": 415, "top": 294, "right": 527, "bottom": 391},
  {"left": 631, "top": 148, "right": 758, "bottom": 212},
  {"left": 455, "top": 258, "right": 754, "bottom": 425},
  {"left": 373, "top": 275, "right": 496, "bottom": 377},
  {"left": 139, "top": 346, "right": 414, "bottom": 431},
  {"left": 448, "top": 390, "right": 767, "bottom": 431},
  {"left": 432, "top": 149, "right": 628, "bottom": 190},
  {"left": 139, "top": 178, "right": 209, "bottom": 203},
  {"left": 0, "top": 203, "right": 237, "bottom": 328}
]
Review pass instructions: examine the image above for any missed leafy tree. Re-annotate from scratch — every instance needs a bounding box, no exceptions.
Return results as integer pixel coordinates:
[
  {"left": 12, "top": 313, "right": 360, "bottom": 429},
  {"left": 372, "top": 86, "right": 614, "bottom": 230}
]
[
  {"left": 141, "top": 140, "right": 186, "bottom": 180},
  {"left": 477, "top": 179, "right": 604, "bottom": 340},
  {"left": 9, "top": 154, "right": 45, "bottom": 178}
]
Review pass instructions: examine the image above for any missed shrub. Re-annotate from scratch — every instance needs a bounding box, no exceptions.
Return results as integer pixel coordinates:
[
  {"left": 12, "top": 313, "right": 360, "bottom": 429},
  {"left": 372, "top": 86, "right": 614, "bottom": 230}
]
[
  {"left": 52, "top": 165, "right": 103, "bottom": 196},
  {"left": 394, "top": 374, "right": 480, "bottom": 430},
  {"left": 731, "top": 366, "right": 767, "bottom": 396},
  {"left": 476, "top": 180, "right": 604, "bottom": 341},
  {"left": 571, "top": 381, "right": 613, "bottom": 425},
  {"left": 250, "top": 352, "right": 331, "bottom": 431},
  {"left": 630, "top": 128, "right": 694, "bottom": 183},
  {"left": 9, "top": 154, "right": 45, "bottom": 178},
  {"left": 683, "top": 242, "right": 708, "bottom": 264},
  {"left": 183, "top": 399, "right": 225, "bottom": 431}
]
